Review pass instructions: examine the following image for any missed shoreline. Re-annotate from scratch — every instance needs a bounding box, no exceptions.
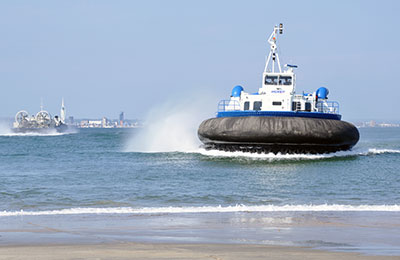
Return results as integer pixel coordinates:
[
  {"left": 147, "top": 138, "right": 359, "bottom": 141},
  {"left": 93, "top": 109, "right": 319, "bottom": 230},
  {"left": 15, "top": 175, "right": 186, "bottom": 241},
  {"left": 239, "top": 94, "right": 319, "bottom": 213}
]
[
  {"left": 1, "top": 211, "right": 400, "bottom": 257},
  {"left": 0, "top": 242, "right": 398, "bottom": 260}
]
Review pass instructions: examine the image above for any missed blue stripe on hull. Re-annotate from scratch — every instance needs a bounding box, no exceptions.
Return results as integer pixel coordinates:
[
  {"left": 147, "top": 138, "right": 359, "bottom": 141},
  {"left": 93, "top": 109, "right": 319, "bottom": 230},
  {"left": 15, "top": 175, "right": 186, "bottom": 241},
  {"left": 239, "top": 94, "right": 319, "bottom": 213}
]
[{"left": 216, "top": 111, "right": 342, "bottom": 120}]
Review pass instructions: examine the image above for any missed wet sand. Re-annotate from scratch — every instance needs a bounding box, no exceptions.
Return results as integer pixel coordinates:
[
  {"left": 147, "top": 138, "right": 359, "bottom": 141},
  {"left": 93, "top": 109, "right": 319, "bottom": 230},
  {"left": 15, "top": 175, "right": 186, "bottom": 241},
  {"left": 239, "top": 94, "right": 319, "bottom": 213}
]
[
  {"left": 1, "top": 211, "right": 400, "bottom": 257},
  {"left": 0, "top": 243, "right": 399, "bottom": 260}
]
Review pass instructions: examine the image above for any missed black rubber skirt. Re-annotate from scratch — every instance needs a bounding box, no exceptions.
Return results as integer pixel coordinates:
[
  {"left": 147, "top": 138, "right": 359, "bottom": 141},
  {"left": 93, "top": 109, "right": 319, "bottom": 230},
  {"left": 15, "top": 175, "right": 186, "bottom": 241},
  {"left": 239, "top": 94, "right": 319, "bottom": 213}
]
[{"left": 197, "top": 116, "right": 360, "bottom": 154}]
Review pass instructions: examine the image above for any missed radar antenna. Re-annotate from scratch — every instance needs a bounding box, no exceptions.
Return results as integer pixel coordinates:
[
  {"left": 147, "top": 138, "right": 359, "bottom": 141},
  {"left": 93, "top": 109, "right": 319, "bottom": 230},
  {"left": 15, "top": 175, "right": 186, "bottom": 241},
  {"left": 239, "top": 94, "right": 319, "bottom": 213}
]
[{"left": 264, "top": 23, "right": 283, "bottom": 73}]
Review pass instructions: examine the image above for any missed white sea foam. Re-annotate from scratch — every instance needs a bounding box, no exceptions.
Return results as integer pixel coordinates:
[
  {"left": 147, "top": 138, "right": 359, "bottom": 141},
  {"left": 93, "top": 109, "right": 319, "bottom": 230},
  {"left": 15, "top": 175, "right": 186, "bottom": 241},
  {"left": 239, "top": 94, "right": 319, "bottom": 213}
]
[
  {"left": 0, "top": 122, "right": 77, "bottom": 137},
  {"left": 124, "top": 92, "right": 215, "bottom": 153},
  {"left": 1, "top": 204, "right": 400, "bottom": 217},
  {"left": 0, "top": 131, "right": 68, "bottom": 137},
  {"left": 192, "top": 147, "right": 400, "bottom": 161}
]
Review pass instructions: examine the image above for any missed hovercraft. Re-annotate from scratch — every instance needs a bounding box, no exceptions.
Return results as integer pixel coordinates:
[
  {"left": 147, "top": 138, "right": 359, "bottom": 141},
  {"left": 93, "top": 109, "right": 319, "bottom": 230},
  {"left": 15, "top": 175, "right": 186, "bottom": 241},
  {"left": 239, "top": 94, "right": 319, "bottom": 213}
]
[
  {"left": 198, "top": 24, "right": 359, "bottom": 154},
  {"left": 12, "top": 99, "right": 69, "bottom": 134}
]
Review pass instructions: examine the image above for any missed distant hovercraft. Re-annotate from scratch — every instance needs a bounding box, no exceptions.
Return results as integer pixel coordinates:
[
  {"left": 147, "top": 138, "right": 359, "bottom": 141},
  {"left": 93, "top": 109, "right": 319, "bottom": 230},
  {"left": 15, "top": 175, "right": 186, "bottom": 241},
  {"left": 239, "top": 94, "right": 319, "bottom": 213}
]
[
  {"left": 198, "top": 24, "right": 359, "bottom": 154},
  {"left": 13, "top": 99, "right": 68, "bottom": 134}
]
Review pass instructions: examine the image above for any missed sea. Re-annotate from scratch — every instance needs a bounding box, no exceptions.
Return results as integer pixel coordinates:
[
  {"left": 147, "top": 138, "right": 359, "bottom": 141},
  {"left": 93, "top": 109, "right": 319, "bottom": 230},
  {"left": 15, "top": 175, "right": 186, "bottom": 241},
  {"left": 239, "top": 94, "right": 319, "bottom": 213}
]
[{"left": 0, "top": 126, "right": 399, "bottom": 255}]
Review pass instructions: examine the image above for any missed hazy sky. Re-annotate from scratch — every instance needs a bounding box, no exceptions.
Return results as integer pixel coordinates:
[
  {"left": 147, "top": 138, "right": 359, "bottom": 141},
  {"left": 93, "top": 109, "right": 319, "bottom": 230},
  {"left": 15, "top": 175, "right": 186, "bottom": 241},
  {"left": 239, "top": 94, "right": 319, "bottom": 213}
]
[{"left": 0, "top": 0, "right": 399, "bottom": 121}]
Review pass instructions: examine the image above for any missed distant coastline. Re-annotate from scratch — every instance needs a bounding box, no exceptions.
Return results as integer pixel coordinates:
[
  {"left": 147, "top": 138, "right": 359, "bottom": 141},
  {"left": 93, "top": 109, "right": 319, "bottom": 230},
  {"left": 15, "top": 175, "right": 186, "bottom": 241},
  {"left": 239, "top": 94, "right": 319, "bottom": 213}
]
[
  {"left": 354, "top": 120, "right": 400, "bottom": 128},
  {"left": 3, "top": 116, "right": 398, "bottom": 129},
  {"left": 74, "top": 118, "right": 143, "bottom": 129},
  {"left": 66, "top": 111, "right": 143, "bottom": 129}
]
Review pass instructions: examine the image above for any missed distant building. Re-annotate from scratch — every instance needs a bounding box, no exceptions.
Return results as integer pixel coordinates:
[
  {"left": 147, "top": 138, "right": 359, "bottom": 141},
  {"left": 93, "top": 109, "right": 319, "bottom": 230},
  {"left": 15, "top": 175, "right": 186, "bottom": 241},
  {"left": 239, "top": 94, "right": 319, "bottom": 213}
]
[
  {"left": 76, "top": 116, "right": 143, "bottom": 129},
  {"left": 68, "top": 116, "right": 74, "bottom": 124},
  {"left": 119, "top": 112, "right": 124, "bottom": 126},
  {"left": 80, "top": 120, "right": 89, "bottom": 128},
  {"left": 355, "top": 120, "right": 400, "bottom": 128},
  {"left": 60, "top": 98, "right": 66, "bottom": 123},
  {"left": 89, "top": 120, "right": 102, "bottom": 127},
  {"left": 102, "top": 117, "right": 108, "bottom": 128}
]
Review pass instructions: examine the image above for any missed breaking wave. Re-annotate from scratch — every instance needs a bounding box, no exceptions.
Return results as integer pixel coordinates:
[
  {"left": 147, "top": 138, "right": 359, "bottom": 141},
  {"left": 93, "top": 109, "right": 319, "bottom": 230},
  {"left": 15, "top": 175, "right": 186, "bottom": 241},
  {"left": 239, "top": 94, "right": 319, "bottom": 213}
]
[
  {"left": 1, "top": 204, "right": 400, "bottom": 216},
  {"left": 0, "top": 125, "right": 78, "bottom": 137},
  {"left": 193, "top": 147, "right": 400, "bottom": 161},
  {"left": 0, "top": 132, "right": 69, "bottom": 137}
]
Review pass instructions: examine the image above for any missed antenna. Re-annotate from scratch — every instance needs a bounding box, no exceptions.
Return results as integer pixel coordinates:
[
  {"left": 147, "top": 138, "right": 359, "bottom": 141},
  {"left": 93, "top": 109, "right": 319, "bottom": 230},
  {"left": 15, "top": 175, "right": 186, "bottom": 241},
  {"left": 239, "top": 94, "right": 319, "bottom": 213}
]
[
  {"left": 264, "top": 24, "right": 283, "bottom": 73},
  {"left": 40, "top": 98, "right": 44, "bottom": 111}
]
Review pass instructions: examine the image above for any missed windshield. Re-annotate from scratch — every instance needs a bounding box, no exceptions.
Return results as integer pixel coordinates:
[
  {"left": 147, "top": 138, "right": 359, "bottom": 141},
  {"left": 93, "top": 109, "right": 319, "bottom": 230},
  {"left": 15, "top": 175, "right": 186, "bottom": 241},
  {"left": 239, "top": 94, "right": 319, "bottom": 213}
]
[
  {"left": 265, "top": 76, "right": 278, "bottom": 85},
  {"left": 279, "top": 76, "right": 292, "bottom": 85}
]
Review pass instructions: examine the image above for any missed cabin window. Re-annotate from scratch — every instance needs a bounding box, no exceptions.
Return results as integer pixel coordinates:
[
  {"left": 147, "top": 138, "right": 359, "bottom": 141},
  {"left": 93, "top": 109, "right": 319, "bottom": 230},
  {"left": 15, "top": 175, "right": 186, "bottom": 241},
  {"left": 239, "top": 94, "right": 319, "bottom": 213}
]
[
  {"left": 279, "top": 76, "right": 292, "bottom": 85},
  {"left": 253, "top": 101, "right": 262, "bottom": 111},
  {"left": 305, "top": 102, "right": 311, "bottom": 111},
  {"left": 265, "top": 75, "right": 278, "bottom": 85},
  {"left": 244, "top": 102, "right": 250, "bottom": 111},
  {"left": 292, "top": 101, "right": 300, "bottom": 111},
  {"left": 272, "top": 101, "right": 282, "bottom": 106}
]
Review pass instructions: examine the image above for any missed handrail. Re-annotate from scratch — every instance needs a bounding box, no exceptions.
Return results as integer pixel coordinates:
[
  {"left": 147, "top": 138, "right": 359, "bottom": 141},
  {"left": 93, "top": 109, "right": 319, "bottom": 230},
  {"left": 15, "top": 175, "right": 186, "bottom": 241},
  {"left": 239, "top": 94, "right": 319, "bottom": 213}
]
[
  {"left": 218, "top": 99, "right": 339, "bottom": 114},
  {"left": 218, "top": 100, "right": 241, "bottom": 112},
  {"left": 316, "top": 101, "right": 340, "bottom": 114}
]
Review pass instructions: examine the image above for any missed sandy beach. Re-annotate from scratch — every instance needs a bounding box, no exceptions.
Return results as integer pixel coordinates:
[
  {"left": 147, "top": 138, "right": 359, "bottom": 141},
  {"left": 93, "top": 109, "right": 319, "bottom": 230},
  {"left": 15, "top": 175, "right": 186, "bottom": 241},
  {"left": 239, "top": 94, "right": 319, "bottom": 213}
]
[
  {"left": 1, "top": 243, "right": 399, "bottom": 260},
  {"left": 1, "top": 211, "right": 400, "bottom": 259}
]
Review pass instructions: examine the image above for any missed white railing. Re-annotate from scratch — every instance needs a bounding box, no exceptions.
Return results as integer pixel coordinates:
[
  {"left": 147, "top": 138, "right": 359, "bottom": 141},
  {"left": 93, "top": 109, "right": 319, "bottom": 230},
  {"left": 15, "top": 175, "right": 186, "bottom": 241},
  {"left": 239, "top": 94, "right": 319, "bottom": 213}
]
[
  {"left": 316, "top": 101, "right": 340, "bottom": 114},
  {"left": 218, "top": 100, "right": 241, "bottom": 112}
]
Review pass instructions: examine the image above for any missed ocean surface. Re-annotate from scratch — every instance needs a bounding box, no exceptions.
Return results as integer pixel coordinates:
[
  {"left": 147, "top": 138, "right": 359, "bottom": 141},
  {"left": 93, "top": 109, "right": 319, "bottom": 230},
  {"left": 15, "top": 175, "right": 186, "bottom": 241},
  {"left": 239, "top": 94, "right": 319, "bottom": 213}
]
[
  {"left": 1, "top": 127, "right": 399, "bottom": 212},
  {"left": 0, "top": 126, "right": 399, "bottom": 254}
]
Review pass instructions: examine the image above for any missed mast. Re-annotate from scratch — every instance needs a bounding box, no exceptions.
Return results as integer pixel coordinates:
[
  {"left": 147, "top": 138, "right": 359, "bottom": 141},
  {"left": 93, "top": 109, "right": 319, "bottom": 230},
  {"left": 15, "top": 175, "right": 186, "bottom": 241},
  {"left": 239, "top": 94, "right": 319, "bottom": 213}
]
[{"left": 264, "top": 23, "right": 283, "bottom": 73}]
